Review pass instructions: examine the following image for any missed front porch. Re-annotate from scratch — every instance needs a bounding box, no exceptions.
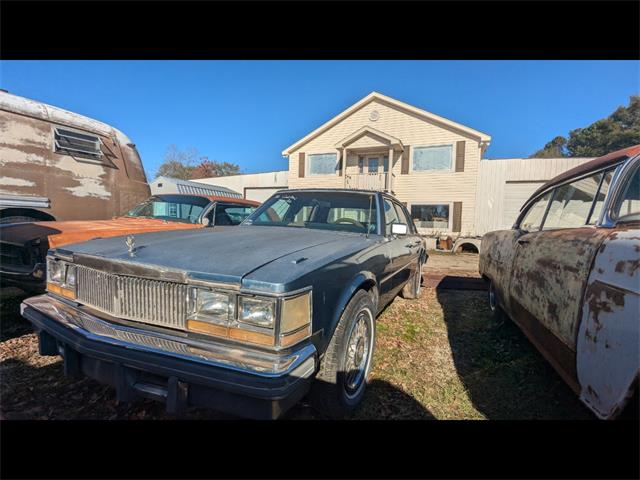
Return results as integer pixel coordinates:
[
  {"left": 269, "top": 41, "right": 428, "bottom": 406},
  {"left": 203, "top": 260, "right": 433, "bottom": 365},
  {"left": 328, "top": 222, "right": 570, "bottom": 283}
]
[
  {"left": 335, "top": 126, "right": 404, "bottom": 194},
  {"left": 345, "top": 171, "right": 395, "bottom": 193}
]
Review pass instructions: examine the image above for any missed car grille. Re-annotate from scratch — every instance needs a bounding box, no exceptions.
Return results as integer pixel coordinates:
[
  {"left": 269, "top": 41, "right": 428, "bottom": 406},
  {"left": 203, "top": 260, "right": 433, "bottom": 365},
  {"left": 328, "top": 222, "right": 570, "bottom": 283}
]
[{"left": 76, "top": 265, "right": 188, "bottom": 330}]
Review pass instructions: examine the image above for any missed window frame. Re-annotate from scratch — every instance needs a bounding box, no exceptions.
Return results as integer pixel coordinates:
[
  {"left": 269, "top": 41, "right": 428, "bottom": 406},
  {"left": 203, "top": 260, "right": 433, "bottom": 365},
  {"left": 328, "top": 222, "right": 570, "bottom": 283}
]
[
  {"left": 408, "top": 202, "right": 453, "bottom": 231},
  {"left": 52, "top": 125, "right": 104, "bottom": 162},
  {"left": 411, "top": 143, "right": 454, "bottom": 173},
  {"left": 515, "top": 162, "right": 626, "bottom": 231},
  {"left": 306, "top": 151, "right": 340, "bottom": 176}
]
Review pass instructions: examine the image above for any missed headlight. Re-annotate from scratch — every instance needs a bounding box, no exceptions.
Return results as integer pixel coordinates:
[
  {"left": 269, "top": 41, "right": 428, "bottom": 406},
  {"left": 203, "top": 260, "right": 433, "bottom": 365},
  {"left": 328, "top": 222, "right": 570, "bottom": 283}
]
[
  {"left": 46, "top": 257, "right": 76, "bottom": 300},
  {"left": 239, "top": 297, "right": 275, "bottom": 328},
  {"left": 186, "top": 287, "right": 312, "bottom": 349},
  {"left": 190, "top": 288, "right": 231, "bottom": 324},
  {"left": 65, "top": 264, "right": 77, "bottom": 287},
  {"left": 47, "top": 258, "right": 64, "bottom": 284}
]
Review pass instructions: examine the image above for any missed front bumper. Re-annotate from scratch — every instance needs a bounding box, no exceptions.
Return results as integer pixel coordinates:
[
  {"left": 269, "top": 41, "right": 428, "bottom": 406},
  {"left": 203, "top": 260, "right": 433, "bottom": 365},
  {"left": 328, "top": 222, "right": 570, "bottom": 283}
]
[
  {"left": 20, "top": 295, "right": 317, "bottom": 419},
  {"left": 0, "top": 262, "right": 46, "bottom": 292}
]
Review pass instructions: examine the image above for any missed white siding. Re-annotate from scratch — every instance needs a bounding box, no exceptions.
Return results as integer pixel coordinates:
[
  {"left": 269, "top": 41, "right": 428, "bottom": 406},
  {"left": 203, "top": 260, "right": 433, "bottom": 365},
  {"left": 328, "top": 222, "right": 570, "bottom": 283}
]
[
  {"left": 474, "top": 157, "right": 595, "bottom": 235},
  {"left": 193, "top": 171, "right": 289, "bottom": 199},
  {"left": 287, "top": 98, "right": 484, "bottom": 235}
]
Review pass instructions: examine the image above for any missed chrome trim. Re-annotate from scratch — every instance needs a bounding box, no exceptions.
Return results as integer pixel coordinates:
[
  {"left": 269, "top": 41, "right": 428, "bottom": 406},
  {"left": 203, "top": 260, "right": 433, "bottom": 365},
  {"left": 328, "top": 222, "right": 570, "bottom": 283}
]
[
  {"left": 601, "top": 155, "right": 639, "bottom": 228},
  {"left": 0, "top": 194, "right": 50, "bottom": 209},
  {"left": 513, "top": 160, "right": 627, "bottom": 231},
  {"left": 22, "top": 294, "right": 317, "bottom": 378},
  {"left": 75, "top": 264, "right": 189, "bottom": 330}
]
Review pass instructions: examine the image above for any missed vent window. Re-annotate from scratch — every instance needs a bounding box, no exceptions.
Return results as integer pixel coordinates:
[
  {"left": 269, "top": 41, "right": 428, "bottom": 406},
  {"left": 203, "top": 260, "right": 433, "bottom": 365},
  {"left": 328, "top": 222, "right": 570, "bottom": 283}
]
[{"left": 54, "top": 127, "right": 103, "bottom": 160}]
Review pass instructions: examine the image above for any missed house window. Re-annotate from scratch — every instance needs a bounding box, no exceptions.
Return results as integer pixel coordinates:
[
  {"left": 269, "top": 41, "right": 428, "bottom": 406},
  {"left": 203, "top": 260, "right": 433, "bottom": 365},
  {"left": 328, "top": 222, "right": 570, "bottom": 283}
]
[
  {"left": 54, "top": 127, "right": 103, "bottom": 160},
  {"left": 411, "top": 204, "right": 450, "bottom": 229},
  {"left": 308, "top": 153, "right": 338, "bottom": 175},
  {"left": 413, "top": 145, "right": 452, "bottom": 172}
]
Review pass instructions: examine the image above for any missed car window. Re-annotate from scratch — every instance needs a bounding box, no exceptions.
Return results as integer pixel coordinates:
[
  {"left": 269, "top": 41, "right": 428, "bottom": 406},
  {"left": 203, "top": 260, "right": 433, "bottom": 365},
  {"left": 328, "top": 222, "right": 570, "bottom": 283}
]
[
  {"left": 125, "top": 195, "right": 209, "bottom": 224},
  {"left": 214, "top": 205, "right": 255, "bottom": 226},
  {"left": 383, "top": 199, "right": 400, "bottom": 235},
  {"left": 587, "top": 169, "right": 614, "bottom": 225},
  {"left": 519, "top": 191, "right": 552, "bottom": 232},
  {"left": 393, "top": 202, "right": 411, "bottom": 229},
  {"left": 245, "top": 192, "right": 378, "bottom": 234},
  {"left": 542, "top": 173, "right": 602, "bottom": 230},
  {"left": 615, "top": 164, "right": 640, "bottom": 220}
]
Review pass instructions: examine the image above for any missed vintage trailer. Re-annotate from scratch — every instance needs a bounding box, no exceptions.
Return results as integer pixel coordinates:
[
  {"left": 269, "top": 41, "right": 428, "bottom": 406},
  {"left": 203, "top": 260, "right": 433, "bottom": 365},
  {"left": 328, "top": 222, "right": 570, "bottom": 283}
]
[
  {"left": 0, "top": 90, "right": 150, "bottom": 223},
  {"left": 480, "top": 145, "right": 640, "bottom": 419}
]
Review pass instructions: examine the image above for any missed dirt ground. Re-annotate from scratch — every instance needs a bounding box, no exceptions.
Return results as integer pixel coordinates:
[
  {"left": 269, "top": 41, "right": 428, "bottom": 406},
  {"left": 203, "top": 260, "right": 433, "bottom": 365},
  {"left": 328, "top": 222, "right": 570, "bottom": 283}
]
[{"left": 0, "top": 252, "right": 594, "bottom": 420}]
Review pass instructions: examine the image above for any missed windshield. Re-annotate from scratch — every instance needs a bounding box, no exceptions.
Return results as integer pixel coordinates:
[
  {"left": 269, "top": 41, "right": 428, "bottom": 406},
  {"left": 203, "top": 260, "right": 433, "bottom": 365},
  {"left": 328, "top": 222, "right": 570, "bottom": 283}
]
[
  {"left": 242, "top": 191, "right": 378, "bottom": 234},
  {"left": 124, "top": 195, "right": 210, "bottom": 224}
]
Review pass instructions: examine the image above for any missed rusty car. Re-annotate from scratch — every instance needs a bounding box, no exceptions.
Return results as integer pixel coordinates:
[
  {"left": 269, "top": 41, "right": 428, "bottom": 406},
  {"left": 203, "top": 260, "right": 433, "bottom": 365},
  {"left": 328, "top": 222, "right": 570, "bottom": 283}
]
[
  {"left": 0, "top": 194, "right": 259, "bottom": 292},
  {"left": 479, "top": 145, "right": 640, "bottom": 419},
  {"left": 0, "top": 90, "right": 150, "bottom": 223},
  {"left": 20, "top": 189, "right": 427, "bottom": 418}
]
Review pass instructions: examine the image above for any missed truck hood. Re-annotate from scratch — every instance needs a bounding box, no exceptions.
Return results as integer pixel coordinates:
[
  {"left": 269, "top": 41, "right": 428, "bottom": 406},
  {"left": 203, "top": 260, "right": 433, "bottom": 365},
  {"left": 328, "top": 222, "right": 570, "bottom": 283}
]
[
  {"left": 0, "top": 217, "right": 202, "bottom": 248},
  {"left": 60, "top": 226, "right": 375, "bottom": 287}
]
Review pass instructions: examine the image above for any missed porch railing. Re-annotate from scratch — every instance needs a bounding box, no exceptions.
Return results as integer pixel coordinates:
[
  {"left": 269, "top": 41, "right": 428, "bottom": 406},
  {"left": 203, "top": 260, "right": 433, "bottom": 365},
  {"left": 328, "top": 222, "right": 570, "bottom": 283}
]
[{"left": 345, "top": 172, "right": 394, "bottom": 192}]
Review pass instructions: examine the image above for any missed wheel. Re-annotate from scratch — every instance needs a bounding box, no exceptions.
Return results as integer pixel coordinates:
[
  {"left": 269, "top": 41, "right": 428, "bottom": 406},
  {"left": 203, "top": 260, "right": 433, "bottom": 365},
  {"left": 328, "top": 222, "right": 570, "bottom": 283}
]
[
  {"left": 310, "top": 289, "right": 376, "bottom": 418},
  {"left": 488, "top": 279, "right": 507, "bottom": 323},
  {"left": 0, "top": 215, "right": 39, "bottom": 224},
  {"left": 401, "top": 258, "right": 423, "bottom": 299}
]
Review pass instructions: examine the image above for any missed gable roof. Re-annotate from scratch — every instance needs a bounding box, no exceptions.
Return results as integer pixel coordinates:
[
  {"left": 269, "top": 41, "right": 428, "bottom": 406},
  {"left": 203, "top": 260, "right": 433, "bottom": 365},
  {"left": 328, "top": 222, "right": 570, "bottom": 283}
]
[
  {"left": 334, "top": 125, "right": 403, "bottom": 150},
  {"left": 282, "top": 91, "right": 491, "bottom": 155}
]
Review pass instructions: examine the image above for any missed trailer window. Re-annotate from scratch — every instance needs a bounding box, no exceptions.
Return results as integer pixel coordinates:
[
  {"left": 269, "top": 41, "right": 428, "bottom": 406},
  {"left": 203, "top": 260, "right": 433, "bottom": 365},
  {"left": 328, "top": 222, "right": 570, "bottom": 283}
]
[{"left": 54, "top": 127, "right": 103, "bottom": 160}]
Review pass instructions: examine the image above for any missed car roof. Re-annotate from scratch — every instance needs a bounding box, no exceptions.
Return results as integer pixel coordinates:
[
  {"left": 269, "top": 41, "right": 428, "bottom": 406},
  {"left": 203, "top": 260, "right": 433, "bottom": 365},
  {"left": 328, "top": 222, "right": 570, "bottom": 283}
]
[
  {"left": 152, "top": 193, "right": 260, "bottom": 206},
  {"left": 529, "top": 144, "right": 640, "bottom": 200}
]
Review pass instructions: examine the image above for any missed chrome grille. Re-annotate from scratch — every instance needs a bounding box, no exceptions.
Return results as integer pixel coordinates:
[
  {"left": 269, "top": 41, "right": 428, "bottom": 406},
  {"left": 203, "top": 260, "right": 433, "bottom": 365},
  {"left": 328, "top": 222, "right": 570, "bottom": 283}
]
[{"left": 76, "top": 265, "right": 188, "bottom": 330}]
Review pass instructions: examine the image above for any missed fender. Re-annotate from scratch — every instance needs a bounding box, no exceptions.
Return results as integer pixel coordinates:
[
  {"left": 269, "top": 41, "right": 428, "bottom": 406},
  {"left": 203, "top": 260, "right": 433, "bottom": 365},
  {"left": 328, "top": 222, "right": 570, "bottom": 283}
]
[{"left": 324, "top": 271, "right": 378, "bottom": 346}]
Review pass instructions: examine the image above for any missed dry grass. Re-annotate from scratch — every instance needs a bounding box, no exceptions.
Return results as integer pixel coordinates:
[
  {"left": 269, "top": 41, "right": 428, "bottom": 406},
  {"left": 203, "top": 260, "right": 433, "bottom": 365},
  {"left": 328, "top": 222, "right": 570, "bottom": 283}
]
[{"left": 0, "top": 265, "right": 594, "bottom": 419}]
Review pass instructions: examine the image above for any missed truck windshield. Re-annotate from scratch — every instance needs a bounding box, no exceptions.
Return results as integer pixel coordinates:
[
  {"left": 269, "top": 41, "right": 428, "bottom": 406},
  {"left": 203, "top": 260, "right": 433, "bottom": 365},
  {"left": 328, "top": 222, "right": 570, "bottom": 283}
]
[
  {"left": 242, "top": 191, "right": 378, "bottom": 234},
  {"left": 124, "top": 195, "right": 210, "bottom": 224}
]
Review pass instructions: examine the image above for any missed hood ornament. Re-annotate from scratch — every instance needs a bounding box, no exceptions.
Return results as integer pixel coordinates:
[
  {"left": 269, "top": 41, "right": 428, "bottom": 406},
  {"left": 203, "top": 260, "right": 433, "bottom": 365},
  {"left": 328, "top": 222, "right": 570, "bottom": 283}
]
[{"left": 125, "top": 235, "right": 136, "bottom": 257}]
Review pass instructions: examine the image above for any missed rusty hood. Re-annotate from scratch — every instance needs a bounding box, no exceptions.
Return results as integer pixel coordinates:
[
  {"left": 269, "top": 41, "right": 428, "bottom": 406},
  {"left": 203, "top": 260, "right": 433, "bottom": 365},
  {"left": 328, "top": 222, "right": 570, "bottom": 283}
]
[{"left": 0, "top": 217, "right": 203, "bottom": 249}]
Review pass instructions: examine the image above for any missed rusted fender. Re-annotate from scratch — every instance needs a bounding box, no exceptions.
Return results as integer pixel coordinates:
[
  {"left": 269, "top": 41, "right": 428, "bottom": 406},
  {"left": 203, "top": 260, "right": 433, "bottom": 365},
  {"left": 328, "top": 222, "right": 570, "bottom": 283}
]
[
  {"left": 479, "top": 229, "right": 520, "bottom": 310},
  {"left": 577, "top": 226, "right": 640, "bottom": 419}
]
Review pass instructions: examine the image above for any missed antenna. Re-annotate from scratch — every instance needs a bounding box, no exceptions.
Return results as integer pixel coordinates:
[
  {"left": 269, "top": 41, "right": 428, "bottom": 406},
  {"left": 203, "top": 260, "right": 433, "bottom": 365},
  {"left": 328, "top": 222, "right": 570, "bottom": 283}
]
[{"left": 366, "top": 193, "right": 373, "bottom": 238}]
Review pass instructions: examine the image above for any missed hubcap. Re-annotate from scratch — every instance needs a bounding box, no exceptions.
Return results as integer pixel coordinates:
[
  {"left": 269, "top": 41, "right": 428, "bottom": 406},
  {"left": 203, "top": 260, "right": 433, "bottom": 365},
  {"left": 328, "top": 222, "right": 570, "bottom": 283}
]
[{"left": 344, "top": 309, "right": 372, "bottom": 398}]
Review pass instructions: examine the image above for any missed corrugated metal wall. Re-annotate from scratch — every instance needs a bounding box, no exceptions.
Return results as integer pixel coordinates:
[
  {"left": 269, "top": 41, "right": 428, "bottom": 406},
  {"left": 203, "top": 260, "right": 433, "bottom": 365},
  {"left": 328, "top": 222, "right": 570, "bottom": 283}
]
[{"left": 474, "top": 157, "right": 594, "bottom": 235}]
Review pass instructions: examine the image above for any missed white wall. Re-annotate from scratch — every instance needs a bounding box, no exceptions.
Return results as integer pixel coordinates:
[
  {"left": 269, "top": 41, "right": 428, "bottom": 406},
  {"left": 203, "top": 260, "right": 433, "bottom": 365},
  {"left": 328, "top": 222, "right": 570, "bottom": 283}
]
[
  {"left": 474, "top": 157, "right": 594, "bottom": 235},
  {"left": 193, "top": 171, "right": 289, "bottom": 201}
]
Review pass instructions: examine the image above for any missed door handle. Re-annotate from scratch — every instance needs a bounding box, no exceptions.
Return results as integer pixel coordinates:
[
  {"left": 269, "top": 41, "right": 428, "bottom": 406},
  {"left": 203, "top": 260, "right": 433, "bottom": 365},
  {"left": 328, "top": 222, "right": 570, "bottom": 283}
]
[
  {"left": 517, "top": 238, "right": 530, "bottom": 245},
  {"left": 405, "top": 240, "right": 422, "bottom": 247}
]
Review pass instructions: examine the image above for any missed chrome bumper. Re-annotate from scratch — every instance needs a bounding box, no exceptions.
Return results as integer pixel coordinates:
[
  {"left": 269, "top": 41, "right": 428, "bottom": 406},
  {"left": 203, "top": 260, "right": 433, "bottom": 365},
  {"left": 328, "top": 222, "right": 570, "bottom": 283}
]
[{"left": 21, "top": 294, "right": 316, "bottom": 378}]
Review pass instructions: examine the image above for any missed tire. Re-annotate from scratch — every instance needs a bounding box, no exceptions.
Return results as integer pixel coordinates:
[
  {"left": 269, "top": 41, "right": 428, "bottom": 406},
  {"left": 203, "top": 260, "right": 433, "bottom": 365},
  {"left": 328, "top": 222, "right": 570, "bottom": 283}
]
[
  {"left": 0, "top": 215, "right": 39, "bottom": 224},
  {"left": 401, "top": 258, "right": 423, "bottom": 299},
  {"left": 488, "top": 279, "right": 507, "bottom": 323},
  {"left": 310, "top": 289, "right": 376, "bottom": 418}
]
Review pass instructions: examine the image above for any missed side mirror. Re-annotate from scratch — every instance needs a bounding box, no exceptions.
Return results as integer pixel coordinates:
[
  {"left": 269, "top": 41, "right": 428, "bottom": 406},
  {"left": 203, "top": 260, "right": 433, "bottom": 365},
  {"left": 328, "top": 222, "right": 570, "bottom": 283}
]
[
  {"left": 201, "top": 217, "right": 211, "bottom": 227},
  {"left": 391, "top": 223, "right": 408, "bottom": 235}
]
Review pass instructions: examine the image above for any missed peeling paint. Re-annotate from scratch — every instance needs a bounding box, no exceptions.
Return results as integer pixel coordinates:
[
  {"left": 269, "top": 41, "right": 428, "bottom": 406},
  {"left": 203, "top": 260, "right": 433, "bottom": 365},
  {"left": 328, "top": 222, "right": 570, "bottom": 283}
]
[
  {"left": 0, "top": 95, "right": 149, "bottom": 221},
  {"left": 0, "top": 177, "right": 36, "bottom": 187}
]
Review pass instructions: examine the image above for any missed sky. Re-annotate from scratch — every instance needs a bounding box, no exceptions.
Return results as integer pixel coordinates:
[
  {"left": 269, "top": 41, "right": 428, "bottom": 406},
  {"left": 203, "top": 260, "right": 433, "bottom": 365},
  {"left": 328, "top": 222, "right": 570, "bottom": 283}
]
[{"left": 1, "top": 61, "right": 638, "bottom": 177}]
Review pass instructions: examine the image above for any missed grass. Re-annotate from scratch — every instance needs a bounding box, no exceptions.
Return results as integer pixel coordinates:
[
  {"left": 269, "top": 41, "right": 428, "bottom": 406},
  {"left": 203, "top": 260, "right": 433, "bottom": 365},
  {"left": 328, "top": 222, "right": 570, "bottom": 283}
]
[{"left": 0, "top": 283, "right": 594, "bottom": 420}]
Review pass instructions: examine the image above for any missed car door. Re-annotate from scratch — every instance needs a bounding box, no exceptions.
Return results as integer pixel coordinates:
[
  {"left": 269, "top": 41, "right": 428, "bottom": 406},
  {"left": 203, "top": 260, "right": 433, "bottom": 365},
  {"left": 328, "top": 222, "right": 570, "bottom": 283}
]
[
  {"left": 576, "top": 160, "right": 640, "bottom": 418},
  {"left": 379, "top": 197, "right": 420, "bottom": 304},
  {"left": 508, "top": 171, "right": 613, "bottom": 392}
]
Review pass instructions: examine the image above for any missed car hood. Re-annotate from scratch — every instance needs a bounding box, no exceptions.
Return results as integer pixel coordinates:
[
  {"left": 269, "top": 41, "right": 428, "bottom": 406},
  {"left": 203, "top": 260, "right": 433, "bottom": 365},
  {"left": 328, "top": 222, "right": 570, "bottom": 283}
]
[
  {"left": 60, "top": 226, "right": 377, "bottom": 288},
  {"left": 0, "top": 217, "right": 202, "bottom": 248}
]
